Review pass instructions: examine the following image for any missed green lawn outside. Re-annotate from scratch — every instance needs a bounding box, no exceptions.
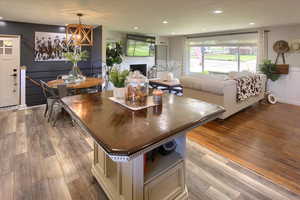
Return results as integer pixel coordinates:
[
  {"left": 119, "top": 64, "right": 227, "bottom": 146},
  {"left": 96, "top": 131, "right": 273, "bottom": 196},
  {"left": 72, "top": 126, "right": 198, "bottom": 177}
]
[{"left": 205, "top": 54, "right": 256, "bottom": 62}]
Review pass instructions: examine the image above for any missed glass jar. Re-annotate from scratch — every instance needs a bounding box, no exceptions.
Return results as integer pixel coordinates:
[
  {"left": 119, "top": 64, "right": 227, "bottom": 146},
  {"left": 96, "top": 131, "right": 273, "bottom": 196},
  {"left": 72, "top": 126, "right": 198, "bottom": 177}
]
[{"left": 125, "top": 71, "right": 149, "bottom": 107}]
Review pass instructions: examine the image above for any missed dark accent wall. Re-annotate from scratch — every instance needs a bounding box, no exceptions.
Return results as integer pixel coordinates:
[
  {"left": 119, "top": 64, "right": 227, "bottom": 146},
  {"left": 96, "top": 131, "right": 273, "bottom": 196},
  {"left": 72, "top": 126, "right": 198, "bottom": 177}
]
[{"left": 0, "top": 21, "right": 102, "bottom": 106}]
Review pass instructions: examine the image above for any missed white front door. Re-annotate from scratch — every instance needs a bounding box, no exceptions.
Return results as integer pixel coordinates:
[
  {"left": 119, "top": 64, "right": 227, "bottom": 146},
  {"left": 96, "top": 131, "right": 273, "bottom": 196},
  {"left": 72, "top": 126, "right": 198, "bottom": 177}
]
[{"left": 0, "top": 36, "right": 21, "bottom": 107}]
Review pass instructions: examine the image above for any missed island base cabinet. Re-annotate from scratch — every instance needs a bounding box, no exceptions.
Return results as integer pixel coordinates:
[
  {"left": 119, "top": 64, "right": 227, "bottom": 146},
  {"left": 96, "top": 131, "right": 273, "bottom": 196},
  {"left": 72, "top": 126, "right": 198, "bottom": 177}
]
[
  {"left": 92, "top": 144, "right": 144, "bottom": 200},
  {"left": 92, "top": 139, "right": 188, "bottom": 200},
  {"left": 144, "top": 161, "right": 188, "bottom": 200}
]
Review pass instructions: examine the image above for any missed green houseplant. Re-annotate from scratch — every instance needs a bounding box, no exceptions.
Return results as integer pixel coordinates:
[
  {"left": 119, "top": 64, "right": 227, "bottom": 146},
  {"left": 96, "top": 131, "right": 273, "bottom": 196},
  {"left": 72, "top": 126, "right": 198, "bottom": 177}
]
[
  {"left": 109, "top": 67, "right": 129, "bottom": 98},
  {"left": 259, "top": 60, "right": 280, "bottom": 91},
  {"left": 259, "top": 60, "right": 280, "bottom": 81},
  {"left": 106, "top": 42, "right": 123, "bottom": 68},
  {"left": 104, "top": 42, "right": 123, "bottom": 89},
  {"left": 64, "top": 49, "right": 89, "bottom": 79}
]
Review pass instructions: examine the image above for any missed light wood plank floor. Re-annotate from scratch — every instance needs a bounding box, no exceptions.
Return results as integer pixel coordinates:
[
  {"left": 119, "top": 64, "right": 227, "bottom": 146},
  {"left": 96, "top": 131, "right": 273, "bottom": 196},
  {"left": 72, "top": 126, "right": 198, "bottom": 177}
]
[
  {"left": 0, "top": 107, "right": 299, "bottom": 200},
  {"left": 188, "top": 102, "right": 300, "bottom": 196}
]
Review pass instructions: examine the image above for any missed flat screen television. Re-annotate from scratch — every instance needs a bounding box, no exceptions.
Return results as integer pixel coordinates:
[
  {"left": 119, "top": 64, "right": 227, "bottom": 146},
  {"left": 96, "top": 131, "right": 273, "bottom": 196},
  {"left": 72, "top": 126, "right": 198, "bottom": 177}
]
[{"left": 126, "top": 34, "right": 155, "bottom": 57}]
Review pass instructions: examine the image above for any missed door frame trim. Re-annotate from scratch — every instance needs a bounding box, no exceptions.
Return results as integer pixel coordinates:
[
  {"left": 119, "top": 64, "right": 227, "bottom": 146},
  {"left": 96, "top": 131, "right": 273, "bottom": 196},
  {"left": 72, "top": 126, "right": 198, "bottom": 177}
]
[{"left": 0, "top": 34, "right": 22, "bottom": 106}]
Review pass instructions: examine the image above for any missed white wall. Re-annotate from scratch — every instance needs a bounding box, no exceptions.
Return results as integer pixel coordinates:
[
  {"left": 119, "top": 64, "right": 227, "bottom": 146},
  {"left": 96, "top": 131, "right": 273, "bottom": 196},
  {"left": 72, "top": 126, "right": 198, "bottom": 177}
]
[
  {"left": 166, "top": 25, "right": 300, "bottom": 106},
  {"left": 103, "top": 29, "right": 155, "bottom": 71},
  {"left": 267, "top": 24, "right": 300, "bottom": 106}
]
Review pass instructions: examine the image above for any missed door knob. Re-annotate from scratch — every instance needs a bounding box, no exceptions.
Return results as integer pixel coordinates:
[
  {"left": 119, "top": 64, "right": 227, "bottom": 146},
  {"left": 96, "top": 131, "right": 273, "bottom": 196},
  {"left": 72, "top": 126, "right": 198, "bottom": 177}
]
[{"left": 10, "top": 73, "right": 17, "bottom": 77}]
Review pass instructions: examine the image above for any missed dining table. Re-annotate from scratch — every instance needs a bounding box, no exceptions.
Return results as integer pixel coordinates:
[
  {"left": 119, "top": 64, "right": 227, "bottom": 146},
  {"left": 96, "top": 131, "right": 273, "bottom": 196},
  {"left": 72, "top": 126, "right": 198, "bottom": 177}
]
[{"left": 47, "top": 77, "right": 103, "bottom": 89}]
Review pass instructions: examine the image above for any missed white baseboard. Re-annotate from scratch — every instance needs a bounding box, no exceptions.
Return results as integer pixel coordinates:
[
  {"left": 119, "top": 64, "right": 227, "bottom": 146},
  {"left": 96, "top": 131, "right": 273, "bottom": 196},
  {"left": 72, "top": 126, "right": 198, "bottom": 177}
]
[
  {"left": 23, "top": 104, "right": 45, "bottom": 109},
  {"left": 277, "top": 98, "right": 300, "bottom": 106},
  {"left": 0, "top": 104, "right": 45, "bottom": 111},
  {"left": 0, "top": 104, "right": 27, "bottom": 111}
]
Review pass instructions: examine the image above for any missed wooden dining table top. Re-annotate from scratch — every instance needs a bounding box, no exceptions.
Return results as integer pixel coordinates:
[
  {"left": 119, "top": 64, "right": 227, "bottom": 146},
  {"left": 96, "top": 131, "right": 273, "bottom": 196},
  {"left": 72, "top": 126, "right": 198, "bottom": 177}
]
[
  {"left": 61, "top": 92, "right": 225, "bottom": 157},
  {"left": 47, "top": 77, "right": 103, "bottom": 89}
]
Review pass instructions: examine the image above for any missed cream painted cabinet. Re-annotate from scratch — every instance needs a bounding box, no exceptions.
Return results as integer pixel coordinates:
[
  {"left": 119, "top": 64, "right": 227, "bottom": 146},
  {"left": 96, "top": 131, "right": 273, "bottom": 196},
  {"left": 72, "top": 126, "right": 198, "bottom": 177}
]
[
  {"left": 144, "top": 161, "right": 186, "bottom": 200},
  {"left": 92, "top": 134, "right": 189, "bottom": 200}
]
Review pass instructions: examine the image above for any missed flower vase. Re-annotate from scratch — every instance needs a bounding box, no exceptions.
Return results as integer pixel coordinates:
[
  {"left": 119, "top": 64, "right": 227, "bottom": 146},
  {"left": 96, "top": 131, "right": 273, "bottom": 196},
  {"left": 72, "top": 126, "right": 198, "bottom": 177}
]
[{"left": 71, "top": 62, "right": 82, "bottom": 79}]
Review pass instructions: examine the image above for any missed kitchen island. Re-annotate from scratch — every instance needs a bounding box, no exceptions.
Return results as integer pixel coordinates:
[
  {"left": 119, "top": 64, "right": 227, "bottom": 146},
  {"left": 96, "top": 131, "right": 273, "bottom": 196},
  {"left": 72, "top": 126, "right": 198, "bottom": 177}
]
[{"left": 61, "top": 92, "right": 225, "bottom": 200}]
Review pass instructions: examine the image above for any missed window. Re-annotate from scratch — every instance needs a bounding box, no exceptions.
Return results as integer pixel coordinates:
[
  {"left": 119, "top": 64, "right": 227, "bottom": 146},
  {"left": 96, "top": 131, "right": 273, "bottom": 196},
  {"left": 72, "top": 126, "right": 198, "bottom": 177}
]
[
  {"left": 239, "top": 47, "right": 258, "bottom": 72},
  {"left": 187, "top": 33, "right": 258, "bottom": 73},
  {"left": 189, "top": 46, "right": 257, "bottom": 73},
  {"left": 189, "top": 47, "right": 203, "bottom": 73},
  {"left": 204, "top": 46, "right": 239, "bottom": 73},
  {"left": 0, "top": 40, "right": 13, "bottom": 56}
]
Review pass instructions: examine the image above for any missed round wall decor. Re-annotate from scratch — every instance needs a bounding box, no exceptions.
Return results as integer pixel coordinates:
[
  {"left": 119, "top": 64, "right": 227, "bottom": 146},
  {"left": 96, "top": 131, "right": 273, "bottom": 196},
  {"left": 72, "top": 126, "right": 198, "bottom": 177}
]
[
  {"left": 273, "top": 40, "right": 290, "bottom": 64},
  {"left": 273, "top": 40, "right": 289, "bottom": 53}
]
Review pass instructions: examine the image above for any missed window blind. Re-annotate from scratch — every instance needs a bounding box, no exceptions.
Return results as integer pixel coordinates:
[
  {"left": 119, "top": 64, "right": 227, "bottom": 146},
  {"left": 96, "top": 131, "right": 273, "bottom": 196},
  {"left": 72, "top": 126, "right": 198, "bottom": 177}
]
[{"left": 187, "top": 32, "right": 258, "bottom": 46}]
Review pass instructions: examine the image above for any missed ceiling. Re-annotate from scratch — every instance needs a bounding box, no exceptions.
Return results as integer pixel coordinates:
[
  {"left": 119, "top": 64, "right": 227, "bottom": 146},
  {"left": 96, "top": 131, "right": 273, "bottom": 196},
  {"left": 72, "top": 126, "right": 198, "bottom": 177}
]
[{"left": 1, "top": 0, "right": 300, "bottom": 36}]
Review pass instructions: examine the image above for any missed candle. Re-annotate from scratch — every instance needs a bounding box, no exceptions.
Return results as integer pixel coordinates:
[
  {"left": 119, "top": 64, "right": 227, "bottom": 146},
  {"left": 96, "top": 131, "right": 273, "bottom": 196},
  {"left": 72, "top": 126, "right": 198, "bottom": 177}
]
[
  {"left": 153, "top": 89, "right": 163, "bottom": 96},
  {"left": 153, "top": 89, "right": 163, "bottom": 104}
]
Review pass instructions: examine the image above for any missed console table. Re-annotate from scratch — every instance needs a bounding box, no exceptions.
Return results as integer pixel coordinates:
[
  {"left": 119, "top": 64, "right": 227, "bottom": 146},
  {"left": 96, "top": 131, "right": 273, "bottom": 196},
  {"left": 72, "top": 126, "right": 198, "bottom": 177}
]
[{"left": 61, "top": 92, "right": 224, "bottom": 200}]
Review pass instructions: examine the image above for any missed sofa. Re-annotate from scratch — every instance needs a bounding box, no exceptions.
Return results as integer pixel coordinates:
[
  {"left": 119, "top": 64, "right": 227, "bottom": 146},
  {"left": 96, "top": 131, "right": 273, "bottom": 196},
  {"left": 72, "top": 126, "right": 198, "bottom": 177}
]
[{"left": 180, "top": 72, "right": 266, "bottom": 119}]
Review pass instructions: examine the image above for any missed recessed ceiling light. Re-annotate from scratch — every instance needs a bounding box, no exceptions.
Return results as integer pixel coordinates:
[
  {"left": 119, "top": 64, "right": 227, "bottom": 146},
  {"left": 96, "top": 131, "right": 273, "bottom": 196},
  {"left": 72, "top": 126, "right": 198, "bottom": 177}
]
[
  {"left": 249, "top": 22, "right": 255, "bottom": 25},
  {"left": 133, "top": 26, "right": 139, "bottom": 30},
  {"left": 0, "top": 21, "right": 6, "bottom": 26},
  {"left": 0, "top": 16, "right": 3, "bottom": 20},
  {"left": 162, "top": 20, "right": 168, "bottom": 24},
  {"left": 213, "top": 10, "right": 223, "bottom": 14}
]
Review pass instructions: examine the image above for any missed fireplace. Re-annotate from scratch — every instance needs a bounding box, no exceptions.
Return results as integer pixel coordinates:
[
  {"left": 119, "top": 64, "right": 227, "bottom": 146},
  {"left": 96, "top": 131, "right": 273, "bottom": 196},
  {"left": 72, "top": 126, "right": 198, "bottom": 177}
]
[{"left": 130, "top": 64, "right": 147, "bottom": 76}]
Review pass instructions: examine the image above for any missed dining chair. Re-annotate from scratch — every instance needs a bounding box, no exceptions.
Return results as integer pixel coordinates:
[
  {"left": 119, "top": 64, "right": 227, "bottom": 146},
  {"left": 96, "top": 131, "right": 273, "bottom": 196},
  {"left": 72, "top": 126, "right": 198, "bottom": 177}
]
[
  {"left": 52, "top": 84, "right": 68, "bottom": 127},
  {"left": 40, "top": 80, "right": 59, "bottom": 121}
]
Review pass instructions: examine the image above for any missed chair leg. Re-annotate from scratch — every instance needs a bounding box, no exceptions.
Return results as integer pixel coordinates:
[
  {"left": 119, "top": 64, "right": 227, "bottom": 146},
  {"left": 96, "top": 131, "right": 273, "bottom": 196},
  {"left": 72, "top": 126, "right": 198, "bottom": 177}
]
[
  {"left": 53, "top": 106, "right": 64, "bottom": 127},
  {"left": 71, "top": 118, "right": 76, "bottom": 127},
  {"left": 44, "top": 102, "right": 48, "bottom": 118},
  {"left": 52, "top": 110, "right": 60, "bottom": 127},
  {"left": 47, "top": 105, "right": 53, "bottom": 122},
  {"left": 48, "top": 100, "right": 57, "bottom": 123}
]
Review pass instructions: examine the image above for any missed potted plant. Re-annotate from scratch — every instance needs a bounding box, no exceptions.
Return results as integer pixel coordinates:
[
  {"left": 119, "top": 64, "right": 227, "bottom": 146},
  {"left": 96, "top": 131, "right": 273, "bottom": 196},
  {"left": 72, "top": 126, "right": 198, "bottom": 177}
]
[
  {"left": 104, "top": 42, "right": 123, "bottom": 89},
  {"left": 109, "top": 67, "right": 129, "bottom": 98},
  {"left": 63, "top": 47, "right": 89, "bottom": 81},
  {"left": 259, "top": 59, "right": 280, "bottom": 90}
]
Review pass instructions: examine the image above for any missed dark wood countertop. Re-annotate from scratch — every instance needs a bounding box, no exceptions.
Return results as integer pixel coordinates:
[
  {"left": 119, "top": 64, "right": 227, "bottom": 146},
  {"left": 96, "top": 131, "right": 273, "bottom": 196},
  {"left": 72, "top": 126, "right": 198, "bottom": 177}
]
[{"left": 61, "top": 92, "right": 225, "bottom": 157}]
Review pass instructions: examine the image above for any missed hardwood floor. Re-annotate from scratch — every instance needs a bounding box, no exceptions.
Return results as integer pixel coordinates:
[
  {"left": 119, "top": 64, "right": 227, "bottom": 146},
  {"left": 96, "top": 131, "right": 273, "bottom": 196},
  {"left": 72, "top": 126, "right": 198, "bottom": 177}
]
[
  {"left": 0, "top": 108, "right": 107, "bottom": 200},
  {"left": 188, "top": 102, "right": 300, "bottom": 196},
  {"left": 0, "top": 106, "right": 299, "bottom": 200}
]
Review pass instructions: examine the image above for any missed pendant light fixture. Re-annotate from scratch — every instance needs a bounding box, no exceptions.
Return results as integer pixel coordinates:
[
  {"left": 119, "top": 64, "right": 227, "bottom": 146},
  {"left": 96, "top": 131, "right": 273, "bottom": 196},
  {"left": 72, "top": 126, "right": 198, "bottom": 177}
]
[{"left": 66, "top": 13, "right": 93, "bottom": 46}]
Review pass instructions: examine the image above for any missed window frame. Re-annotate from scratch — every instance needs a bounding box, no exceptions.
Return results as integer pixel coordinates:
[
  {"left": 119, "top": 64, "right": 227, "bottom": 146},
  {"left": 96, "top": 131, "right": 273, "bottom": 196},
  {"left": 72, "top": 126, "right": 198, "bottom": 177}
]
[{"left": 187, "top": 44, "right": 258, "bottom": 74}]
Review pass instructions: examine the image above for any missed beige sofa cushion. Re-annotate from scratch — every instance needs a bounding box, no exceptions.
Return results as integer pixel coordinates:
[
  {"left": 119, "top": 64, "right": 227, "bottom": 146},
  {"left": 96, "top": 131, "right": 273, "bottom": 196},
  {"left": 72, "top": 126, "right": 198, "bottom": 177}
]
[
  {"left": 228, "top": 71, "right": 254, "bottom": 79},
  {"left": 180, "top": 75, "right": 235, "bottom": 95}
]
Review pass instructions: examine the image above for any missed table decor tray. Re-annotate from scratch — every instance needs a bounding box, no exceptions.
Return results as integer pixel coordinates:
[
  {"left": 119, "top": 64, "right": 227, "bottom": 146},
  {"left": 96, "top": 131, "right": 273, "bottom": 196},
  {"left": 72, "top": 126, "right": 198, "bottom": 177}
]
[{"left": 109, "top": 96, "right": 157, "bottom": 111}]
